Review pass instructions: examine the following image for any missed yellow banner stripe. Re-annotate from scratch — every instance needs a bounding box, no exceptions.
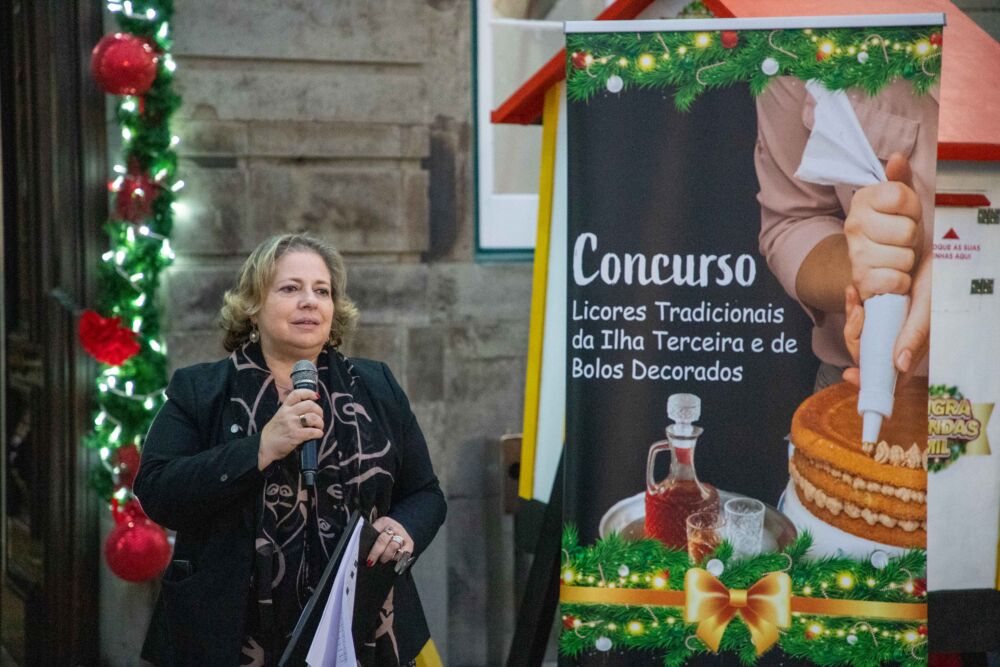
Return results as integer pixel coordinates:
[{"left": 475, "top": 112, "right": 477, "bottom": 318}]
[{"left": 519, "top": 82, "right": 562, "bottom": 500}]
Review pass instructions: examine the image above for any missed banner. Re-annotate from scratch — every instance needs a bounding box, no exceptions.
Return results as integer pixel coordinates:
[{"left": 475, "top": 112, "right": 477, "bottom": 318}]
[{"left": 561, "top": 15, "right": 944, "bottom": 666}]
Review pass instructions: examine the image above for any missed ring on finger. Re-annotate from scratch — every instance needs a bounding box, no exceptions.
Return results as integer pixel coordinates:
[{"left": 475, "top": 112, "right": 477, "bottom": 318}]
[
  {"left": 299, "top": 414, "right": 309, "bottom": 427},
  {"left": 382, "top": 527, "right": 394, "bottom": 535},
  {"left": 390, "top": 535, "right": 404, "bottom": 547}
]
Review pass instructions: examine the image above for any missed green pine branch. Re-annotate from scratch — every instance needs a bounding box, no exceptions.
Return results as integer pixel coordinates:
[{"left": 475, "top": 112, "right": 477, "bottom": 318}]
[{"left": 566, "top": 26, "right": 941, "bottom": 110}]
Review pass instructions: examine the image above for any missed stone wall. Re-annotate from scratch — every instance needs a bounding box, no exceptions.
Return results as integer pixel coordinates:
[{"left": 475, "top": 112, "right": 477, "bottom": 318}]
[{"left": 160, "top": 1, "right": 529, "bottom": 664}]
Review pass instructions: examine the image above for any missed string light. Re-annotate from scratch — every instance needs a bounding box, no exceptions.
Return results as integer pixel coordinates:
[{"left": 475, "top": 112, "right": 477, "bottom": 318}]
[
  {"left": 695, "top": 33, "right": 711, "bottom": 47},
  {"left": 161, "top": 239, "right": 176, "bottom": 259}
]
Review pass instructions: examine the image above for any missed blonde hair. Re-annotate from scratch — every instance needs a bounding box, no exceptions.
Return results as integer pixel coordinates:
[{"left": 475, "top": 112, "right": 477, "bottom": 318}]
[{"left": 219, "top": 233, "right": 359, "bottom": 351}]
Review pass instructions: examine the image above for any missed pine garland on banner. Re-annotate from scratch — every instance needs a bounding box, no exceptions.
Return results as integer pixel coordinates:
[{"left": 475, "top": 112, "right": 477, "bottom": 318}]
[
  {"left": 559, "top": 526, "right": 928, "bottom": 666},
  {"left": 566, "top": 26, "right": 942, "bottom": 110},
  {"left": 82, "top": 0, "right": 182, "bottom": 581}
]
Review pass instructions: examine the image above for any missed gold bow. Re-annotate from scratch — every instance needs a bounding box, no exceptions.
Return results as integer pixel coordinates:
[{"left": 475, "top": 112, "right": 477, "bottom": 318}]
[{"left": 684, "top": 569, "right": 791, "bottom": 655}]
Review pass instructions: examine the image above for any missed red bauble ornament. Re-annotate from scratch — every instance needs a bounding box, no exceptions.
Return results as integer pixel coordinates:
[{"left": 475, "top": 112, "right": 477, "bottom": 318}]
[
  {"left": 929, "top": 32, "right": 943, "bottom": 46},
  {"left": 721, "top": 31, "right": 738, "bottom": 49},
  {"left": 563, "top": 615, "right": 577, "bottom": 630},
  {"left": 104, "top": 500, "right": 171, "bottom": 582},
  {"left": 112, "top": 443, "right": 142, "bottom": 488},
  {"left": 113, "top": 167, "right": 159, "bottom": 223},
  {"left": 815, "top": 50, "right": 828, "bottom": 62},
  {"left": 91, "top": 33, "right": 159, "bottom": 96},
  {"left": 79, "top": 310, "right": 141, "bottom": 366},
  {"left": 918, "top": 624, "right": 928, "bottom": 636},
  {"left": 571, "top": 51, "right": 590, "bottom": 70},
  {"left": 911, "top": 578, "right": 927, "bottom": 596}
]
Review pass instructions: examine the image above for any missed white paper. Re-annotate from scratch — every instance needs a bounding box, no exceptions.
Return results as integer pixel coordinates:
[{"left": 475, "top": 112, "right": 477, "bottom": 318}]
[
  {"left": 306, "top": 520, "right": 363, "bottom": 667},
  {"left": 794, "top": 79, "right": 885, "bottom": 188}
]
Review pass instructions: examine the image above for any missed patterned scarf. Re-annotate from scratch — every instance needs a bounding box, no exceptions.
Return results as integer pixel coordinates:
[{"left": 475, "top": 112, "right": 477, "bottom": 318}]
[{"left": 225, "top": 342, "right": 399, "bottom": 666}]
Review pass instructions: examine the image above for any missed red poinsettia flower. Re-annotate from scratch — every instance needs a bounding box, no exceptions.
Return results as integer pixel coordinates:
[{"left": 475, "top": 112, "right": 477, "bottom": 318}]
[
  {"left": 78, "top": 309, "right": 140, "bottom": 365},
  {"left": 112, "top": 164, "right": 159, "bottom": 223}
]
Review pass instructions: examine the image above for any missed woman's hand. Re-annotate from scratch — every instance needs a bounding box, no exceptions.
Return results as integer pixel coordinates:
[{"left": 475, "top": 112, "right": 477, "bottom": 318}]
[
  {"left": 841, "top": 285, "right": 864, "bottom": 387},
  {"left": 841, "top": 279, "right": 930, "bottom": 387},
  {"left": 844, "top": 153, "right": 922, "bottom": 301},
  {"left": 366, "top": 517, "right": 414, "bottom": 567},
  {"left": 258, "top": 388, "right": 324, "bottom": 470}
]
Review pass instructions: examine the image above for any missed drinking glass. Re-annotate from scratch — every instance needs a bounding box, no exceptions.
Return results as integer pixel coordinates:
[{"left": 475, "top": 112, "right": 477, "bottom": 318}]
[
  {"left": 724, "top": 497, "right": 765, "bottom": 558},
  {"left": 686, "top": 511, "right": 726, "bottom": 564}
]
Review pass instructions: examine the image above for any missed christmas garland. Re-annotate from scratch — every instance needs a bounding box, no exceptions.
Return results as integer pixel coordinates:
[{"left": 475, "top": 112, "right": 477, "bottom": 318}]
[
  {"left": 566, "top": 26, "right": 942, "bottom": 111},
  {"left": 560, "top": 526, "right": 927, "bottom": 666},
  {"left": 81, "top": 0, "right": 182, "bottom": 580}
]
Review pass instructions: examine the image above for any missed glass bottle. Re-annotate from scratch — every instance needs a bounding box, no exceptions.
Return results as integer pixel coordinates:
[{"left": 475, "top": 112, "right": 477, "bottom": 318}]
[{"left": 644, "top": 393, "right": 720, "bottom": 549}]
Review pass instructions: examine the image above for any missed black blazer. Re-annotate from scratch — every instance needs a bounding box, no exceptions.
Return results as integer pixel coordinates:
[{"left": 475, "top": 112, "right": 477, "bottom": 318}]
[{"left": 134, "top": 356, "right": 446, "bottom": 666}]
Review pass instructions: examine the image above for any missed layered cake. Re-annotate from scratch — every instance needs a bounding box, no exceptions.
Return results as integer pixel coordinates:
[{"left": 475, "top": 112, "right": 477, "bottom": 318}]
[{"left": 789, "top": 381, "right": 927, "bottom": 549}]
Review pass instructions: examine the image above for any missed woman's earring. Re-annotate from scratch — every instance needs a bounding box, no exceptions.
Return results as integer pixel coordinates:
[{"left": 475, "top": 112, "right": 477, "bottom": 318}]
[{"left": 248, "top": 323, "right": 260, "bottom": 344}]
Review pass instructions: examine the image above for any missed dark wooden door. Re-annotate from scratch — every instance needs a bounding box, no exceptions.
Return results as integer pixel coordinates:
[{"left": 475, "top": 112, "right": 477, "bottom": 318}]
[{"left": 1, "top": 0, "right": 106, "bottom": 664}]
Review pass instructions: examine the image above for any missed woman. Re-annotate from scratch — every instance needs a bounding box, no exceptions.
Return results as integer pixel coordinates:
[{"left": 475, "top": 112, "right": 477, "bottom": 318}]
[{"left": 135, "top": 233, "right": 446, "bottom": 666}]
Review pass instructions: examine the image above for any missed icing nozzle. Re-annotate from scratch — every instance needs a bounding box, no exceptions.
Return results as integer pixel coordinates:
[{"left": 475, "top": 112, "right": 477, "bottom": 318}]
[
  {"left": 862, "top": 411, "right": 884, "bottom": 445},
  {"left": 857, "top": 293, "right": 909, "bottom": 444}
]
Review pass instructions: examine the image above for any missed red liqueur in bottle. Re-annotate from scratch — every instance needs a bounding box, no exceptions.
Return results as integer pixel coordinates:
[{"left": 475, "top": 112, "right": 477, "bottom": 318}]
[{"left": 644, "top": 393, "right": 719, "bottom": 549}]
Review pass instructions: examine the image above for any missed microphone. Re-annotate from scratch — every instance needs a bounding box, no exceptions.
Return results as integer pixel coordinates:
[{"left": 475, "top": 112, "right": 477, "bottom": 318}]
[{"left": 290, "top": 360, "right": 319, "bottom": 487}]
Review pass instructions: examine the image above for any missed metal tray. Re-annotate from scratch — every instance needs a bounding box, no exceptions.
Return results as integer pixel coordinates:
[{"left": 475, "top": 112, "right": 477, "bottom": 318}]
[{"left": 599, "top": 490, "right": 798, "bottom": 552}]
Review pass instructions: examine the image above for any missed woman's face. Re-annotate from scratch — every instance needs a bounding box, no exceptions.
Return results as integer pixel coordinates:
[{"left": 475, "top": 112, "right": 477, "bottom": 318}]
[{"left": 254, "top": 250, "right": 335, "bottom": 360}]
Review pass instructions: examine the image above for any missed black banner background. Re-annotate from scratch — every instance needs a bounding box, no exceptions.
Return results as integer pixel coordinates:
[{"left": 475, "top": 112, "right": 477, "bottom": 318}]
[{"left": 565, "top": 84, "right": 818, "bottom": 544}]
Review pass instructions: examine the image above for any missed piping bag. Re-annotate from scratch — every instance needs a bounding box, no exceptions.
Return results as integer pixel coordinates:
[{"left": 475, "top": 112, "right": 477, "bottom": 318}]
[{"left": 795, "top": 80, "right": 911, "bottom": 444}]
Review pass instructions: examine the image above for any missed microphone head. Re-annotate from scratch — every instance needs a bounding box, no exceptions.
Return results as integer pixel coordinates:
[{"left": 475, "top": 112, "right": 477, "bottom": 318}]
[{"left": 290, "top": 359, "right": 319, "bottom": 391}]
